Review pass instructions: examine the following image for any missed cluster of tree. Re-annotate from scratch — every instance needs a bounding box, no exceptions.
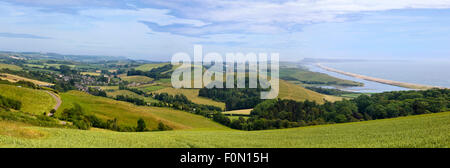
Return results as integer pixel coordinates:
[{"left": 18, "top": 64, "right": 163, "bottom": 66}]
[
  {"left": 115, "top": 95, "right": 146, "bottom": 105},
  {"left": 59, "top": 104, "right": 163, "bottom": 132},
  {"left": 153, "top": 93, "right": 222, "bottom": 112},
  {"left": 0, "top": 94, "right": 22, "bottom": 110},
  {"left": 88, "top": 87, "right": 107, "bottom": 97},
  {"left": 305, "top": 86, "right": 354, "bottom": 96},
  {"left": 54, "top": 80, "right": 77, "bottom": 92},
  {"left": 198, "top": 83, "right": 267, "bottom": 110},
  {"left": 229, "top": 89, "right": 449, "bottom": 130},
  {"left": 127, "top": 64, "right": 173, "bottom": 80}
]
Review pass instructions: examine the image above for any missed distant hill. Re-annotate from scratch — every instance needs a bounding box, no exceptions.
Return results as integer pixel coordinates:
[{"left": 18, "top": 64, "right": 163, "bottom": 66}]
[{"left": 0, "top": 51, "right": 129, "bottom": 62}]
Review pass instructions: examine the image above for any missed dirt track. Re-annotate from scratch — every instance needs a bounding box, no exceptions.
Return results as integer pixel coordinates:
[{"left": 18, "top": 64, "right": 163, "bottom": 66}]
[{"left": 45, "top": 91, "right": 61, "bottom": 111}]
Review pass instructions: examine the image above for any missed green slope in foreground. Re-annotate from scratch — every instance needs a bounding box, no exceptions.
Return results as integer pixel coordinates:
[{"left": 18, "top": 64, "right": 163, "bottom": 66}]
[
  {"left": 1, "top": 112, "right": 448, "bottom": 148},
  {"left": 0, "top": 84, "right": 56, "bottom": 115},
  {"left": 56, "top": 91, "right": 227, "bottom": 130}
]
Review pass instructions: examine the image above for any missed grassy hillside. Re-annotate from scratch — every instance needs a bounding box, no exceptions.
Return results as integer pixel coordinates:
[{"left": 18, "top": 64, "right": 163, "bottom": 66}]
[
  {"left": 56, "top": 91, "right": 228, "bottom": 130},
  {"left": 121, "top": 75, "right": 154, "bottom": 83},
  {"left": 0, "top": 73, "right": 54, "bottom": 86},
  {"left": 135, "top": 63, "right": 169, "bottom": 71},
  {"left": 106, "top": 90, "right": 159, "bottom": 103},
  {"left": 0, "top": 63, "right": 22, "bottom": 71},
  {"left": 1, "top": 111, "right": 448, "bottom": 148},
  {"left": 278, "top": 80, "right": 342, "bottom": 103},
  {"left": 0, "top": 84, "right": 56, "bottom": 115},
  {"left": 152, "top": 87, "right": 226, "bottom": 110},
  {"left": 280, "top": 67, "right": 363, "bottom": 86}
]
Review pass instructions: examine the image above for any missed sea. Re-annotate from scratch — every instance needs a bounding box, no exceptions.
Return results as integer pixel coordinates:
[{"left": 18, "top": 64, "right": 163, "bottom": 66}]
[{"left": 304, "top": 60, "right": 450, "bottom": 93}]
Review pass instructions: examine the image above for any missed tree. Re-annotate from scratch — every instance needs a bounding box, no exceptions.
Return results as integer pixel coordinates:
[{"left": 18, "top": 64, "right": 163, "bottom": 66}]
[{"left": 136, "top": 118, "right": 147, "bottom": 132}]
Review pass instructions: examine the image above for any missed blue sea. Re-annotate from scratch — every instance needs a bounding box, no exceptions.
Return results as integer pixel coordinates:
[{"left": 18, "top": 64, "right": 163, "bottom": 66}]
[{"left": 305, "top": 60, "right": 450, "bottom": 93}]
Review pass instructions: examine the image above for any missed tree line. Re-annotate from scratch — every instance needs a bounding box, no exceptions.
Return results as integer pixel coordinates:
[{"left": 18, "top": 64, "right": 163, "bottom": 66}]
[
  {"left": 127, "top": 64, "right": 173, "bottom": 80},
  {"left": 229, "top": 89, "right": 449, "bottom": 130}
]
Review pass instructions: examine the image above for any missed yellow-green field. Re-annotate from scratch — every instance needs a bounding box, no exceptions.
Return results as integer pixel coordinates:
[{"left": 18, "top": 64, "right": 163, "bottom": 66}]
[
  {"left": 56, "top": 91, "right": 227, "bottom": 130},
  {"left": 0, "top": 84, "right": 56, "bottom": 115},
  {"left": 0, "top": 73, "right": 54, "bottom": 86},
  {"left": 121, "top": 75, "right": 154, "bottom": 83},
  {"left": 135, "top": 63, "right": 169, "bottom": 71},
  {"left": 223, "top": 109, "right": 253, "bottom": 115},
  {"left": 152, "top": 87, "right": 226, "bottom": 110},
  {"left": 0, "top": 63, "right": 22, "bottom": 71},
  {"left": 80, "top": 72, "right": 101, "bottom": 76},
  {"left": 1, "top": 111, "right": 448, "bottom": 148},
  {"left": 278, "top": 80, "right": 342, "bottom": 103},
  {"left": 106, "top": 90, "right": 159, "bottom": 103}
]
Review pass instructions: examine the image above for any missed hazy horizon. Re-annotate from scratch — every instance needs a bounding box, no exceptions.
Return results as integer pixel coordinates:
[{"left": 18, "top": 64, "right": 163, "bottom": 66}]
[{"left": 1, "top": 0, "right": 450, "bottom": 61}]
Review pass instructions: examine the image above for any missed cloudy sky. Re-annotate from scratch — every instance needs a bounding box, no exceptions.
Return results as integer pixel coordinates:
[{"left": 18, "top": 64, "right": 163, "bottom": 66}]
[{"left": 1, "top": 0, "right": 450, "bottom": 61}]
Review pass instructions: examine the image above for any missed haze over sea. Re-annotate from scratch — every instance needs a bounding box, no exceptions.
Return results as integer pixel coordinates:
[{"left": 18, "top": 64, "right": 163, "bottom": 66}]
[{"left": 306, "top": 60, "right": 450, "bottom": 93}]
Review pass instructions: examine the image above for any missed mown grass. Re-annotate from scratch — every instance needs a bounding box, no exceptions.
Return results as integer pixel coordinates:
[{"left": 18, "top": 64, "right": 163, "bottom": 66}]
[
  {"left": 56, "top": 91, "right": 228, "bottom": 130},
  {"left": 0, "top": 63, "right": 22, "bottom": 71},
  {"left": 0, "top": 84, "right": 56, "bottom": 115},
  {"left": 0, "top": 112, "right": 448, "bottom": 148},
  {"left": 223, "top": 109, "right": 252, "bottom": 115}
]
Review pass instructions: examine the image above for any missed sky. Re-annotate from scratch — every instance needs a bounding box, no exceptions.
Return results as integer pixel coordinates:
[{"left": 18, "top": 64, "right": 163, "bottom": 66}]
[{"left": 0, "top": 0, "right": 450, "bottom": 61}]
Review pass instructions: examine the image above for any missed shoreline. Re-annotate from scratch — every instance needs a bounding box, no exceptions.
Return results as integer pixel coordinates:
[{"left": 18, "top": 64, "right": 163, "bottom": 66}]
[{"left": 316, "top": 63, "right": 440, "bottom": 90}]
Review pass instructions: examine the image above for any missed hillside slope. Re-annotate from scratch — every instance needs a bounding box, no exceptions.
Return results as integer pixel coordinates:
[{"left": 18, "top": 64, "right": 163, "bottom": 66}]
[
  {"left": 1, "top": 111, "right": 448, "bottom": 148},
  {"left": 56, "top": 91, "right": 228, "bottom": 130},
  {"left": 278, "top": 80, "right": 342, "bottom": 103},
  {"left": 0, "top": 84, "right": 56, "bottom": 115}
]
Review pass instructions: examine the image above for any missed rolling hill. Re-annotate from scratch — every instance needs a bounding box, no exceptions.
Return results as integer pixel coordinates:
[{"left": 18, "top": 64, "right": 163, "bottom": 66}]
[
  {"left": 0, "top": 84, "right": 56, "bottom": 115},
  {"left": 56, "top": 91, "right": 228, "bottom": 130},
  {"left": 1, "top": 111, "right": 448, "bottom": 148}
]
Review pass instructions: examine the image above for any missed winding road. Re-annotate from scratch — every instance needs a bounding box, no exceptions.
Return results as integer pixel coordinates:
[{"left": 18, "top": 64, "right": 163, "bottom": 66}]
[{"left": 45, "top": 91, "right": 62, "bottom": 111}]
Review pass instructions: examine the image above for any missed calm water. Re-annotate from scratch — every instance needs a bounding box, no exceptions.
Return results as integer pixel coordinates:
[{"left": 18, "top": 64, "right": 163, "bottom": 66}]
[{"left": 305, "top": 60, "right": 450, "bottom": 93}]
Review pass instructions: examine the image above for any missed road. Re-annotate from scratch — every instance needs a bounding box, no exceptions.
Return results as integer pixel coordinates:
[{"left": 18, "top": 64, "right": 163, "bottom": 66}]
[{"left": 45, "top": 91, "right": 62, "bottom": 112}]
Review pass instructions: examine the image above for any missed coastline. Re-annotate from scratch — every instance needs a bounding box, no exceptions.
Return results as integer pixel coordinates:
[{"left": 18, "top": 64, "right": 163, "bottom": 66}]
[{"left": 316, "top": 63, "right": 440, "bottom": 90}]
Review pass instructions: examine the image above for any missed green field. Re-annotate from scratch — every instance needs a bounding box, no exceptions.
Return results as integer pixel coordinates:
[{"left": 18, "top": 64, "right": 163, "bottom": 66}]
[
  {"left": 0, "top": 84, "right": 56, "bottom": 115},
  {"left": 152, "top": 87, "right": 226, "bottom": 110},
  {"left": 278, "top": 80, "right": 342, "bottom": 103},
  {"left": 1, "top": 111, "right": 448, "bottom": 148},
  {"left": 106, "top": 90, "right": 159, "bottom": 103},
  {"left": 121, "top": 75, "right": 154, "bottom": 83},
  {"left": 0, "top": 63, "right": 22, "bottom": 71},
  {"left": 133, "top": 84, "right": 166, "bottom": 92},
  {"left": 135, "top": 63, "right": 169, "bottom": 71},
  {"left": 56, "top": 91, "right": 227, "bottom": 130},
  {"left": 280, "top": 67, "right": 363, "bottom": 87}
]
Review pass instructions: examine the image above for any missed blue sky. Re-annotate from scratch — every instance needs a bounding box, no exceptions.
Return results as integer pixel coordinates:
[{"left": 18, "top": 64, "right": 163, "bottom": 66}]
[{"left": 1, "top": 0, "right": 450, "bottom": 61}]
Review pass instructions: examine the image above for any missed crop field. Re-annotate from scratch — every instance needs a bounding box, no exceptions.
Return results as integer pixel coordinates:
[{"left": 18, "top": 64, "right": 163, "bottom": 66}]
[
  {"left": 0, "top": 73, "right": 54, "bottom": 86},
  {"left": 0, "top": 84, "right": 56, "bottom": 115},
  {"left": 121, "top": 75, "right": 154, "bottom": 83},
  {"left": 0, "top": 111, "right": 448, "bottom": 148},
  {"left": 0, "top": 63, "right": 22, "bottom": 71},
  {"left": 151, "top": 87, "right": 226, "bottom": 110},
  {"left": 278, "top": 80, "right": 342, "bottom": 103},
  {"left": 223, "top": 109, "right": 252, "bottom": 115},
  {"left": 56, "top": 91, "right": 228, "bottom": 130}
]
